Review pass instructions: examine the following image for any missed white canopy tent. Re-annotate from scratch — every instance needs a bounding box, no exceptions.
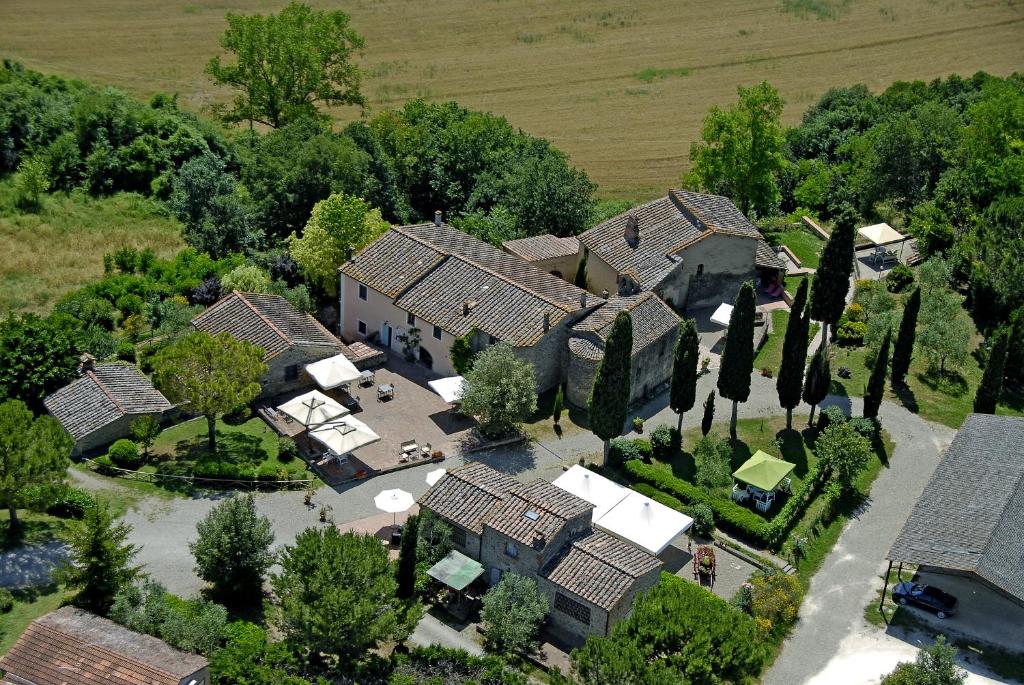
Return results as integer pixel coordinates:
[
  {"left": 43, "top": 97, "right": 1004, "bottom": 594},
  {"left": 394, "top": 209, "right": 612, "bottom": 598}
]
[
  {"left": 308, "top": 415, "right": 380, "bottom": 455},
  {"left": 858, "top": 223, "right": 906, "bottom": 246},
  {"left": 276, "top": 390, "right": 349, "bottom": 428},
  {"left": 711, "top": 302, "right": 733, "bottom": 327},
  {"left": 552, "top": 465, "right": 693, "bottom": 555},
  {"left": 427, "top": 376, "right": 466, "bottom": 404},
  {"left": 305, "top": 353, "right": 362, "bottom": 390}
]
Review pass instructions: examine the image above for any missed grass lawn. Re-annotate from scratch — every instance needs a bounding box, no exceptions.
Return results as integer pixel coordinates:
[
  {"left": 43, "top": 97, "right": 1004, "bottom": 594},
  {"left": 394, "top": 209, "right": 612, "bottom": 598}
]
[
  {"left": 149, "top": 416, "right": 308, "bottom": 481},
  {"left": 755, "top": 310, "right": 822, "bottom": 373},
  {"left": 0, "top": 584, "right": 71, "bottom": 655},
  {"left": 777, "top": 228, "right": 824, "bottom": 268},
  {"left": 785, "top": 273, "right": 811, "bottom": 297}
]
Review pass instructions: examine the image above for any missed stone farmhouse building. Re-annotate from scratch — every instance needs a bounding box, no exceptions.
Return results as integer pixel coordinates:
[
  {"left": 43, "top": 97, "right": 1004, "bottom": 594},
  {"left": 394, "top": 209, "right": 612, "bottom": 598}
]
[
  {"left": 0, "top": 606, "right": 209, "bottom": 685},
  {"left": 191, "top": 291, "right": 354, "bottom": 399},
  {"left": 44, "top": 357, "right": 172, "bottom": 455},
  {"left": 419, "top": 462, "right": 663, "bottom": 641}
]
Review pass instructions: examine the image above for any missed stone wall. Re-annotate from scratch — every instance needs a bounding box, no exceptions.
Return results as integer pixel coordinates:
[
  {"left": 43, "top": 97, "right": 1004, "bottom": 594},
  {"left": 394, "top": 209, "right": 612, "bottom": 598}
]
[
  {"left": 75, "top": 413, "right": 143, "bottom": 456},
  {"left": 604, "top": 564, "right": 661, "bottom": 629},
  {"left": 261, "top": 344, "right": 342, "bottom": 399},
  {"left": 537, "top": 578, "right": 610, "bottom": 642},
  {"left": 566, "top": 343, "right": 599, "bottom": 408},
  {"left": 566, "top": 325, "right": 680, "bottom": 408},
  {"left": 665, "top": 233, "right": 757, "bottom": 310}
]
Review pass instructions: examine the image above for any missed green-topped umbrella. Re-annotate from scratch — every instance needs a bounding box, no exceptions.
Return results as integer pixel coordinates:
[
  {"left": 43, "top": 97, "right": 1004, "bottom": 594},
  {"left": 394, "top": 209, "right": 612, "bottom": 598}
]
[
  {"left": 732, "top": 450, "right": 796, "bottom": 491},
  {"left": 426, "top": 550, "right": 484, "bottom": 592}
]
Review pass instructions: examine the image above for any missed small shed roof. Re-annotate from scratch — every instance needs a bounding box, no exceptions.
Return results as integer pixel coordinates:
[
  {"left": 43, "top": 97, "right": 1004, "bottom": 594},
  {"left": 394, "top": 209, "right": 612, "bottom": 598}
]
[
  {"left": 732, "top": 450, "right": 795, "bottom": 491},
  {"left": 427, "top": 550, "right": 484, "bottom": 591},
  {"left": 858, "top": 223, "right": 906, "bottom": 246}
]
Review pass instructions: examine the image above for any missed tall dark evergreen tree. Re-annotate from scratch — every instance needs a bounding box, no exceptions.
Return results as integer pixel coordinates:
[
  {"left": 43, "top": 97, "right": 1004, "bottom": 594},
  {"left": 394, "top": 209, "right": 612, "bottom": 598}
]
[
  {"left": 701, "top": 391, "right": 715, "bottom": 436},
  {"left": 974, "top": 329, "right": 1010, "bottom": 414},
  {"left": 670, "top": 319, "right": 699, "bottom": 433},
  {"left": 717, "top": 282, "right": 756, "bottom": 439},
  {"left": 589, "top": 312, "right": 633, "bottom": 464},
  {"left": 776, "top": 278, "right": 811, "bottom": 429},
  {"left": 810, "top": 209, "right": 856, "bottom": 348},
  {"left": 863, "top": 330, "right": 891, "bottom": 419},
  {"left": 803, "top": 345, "right": 831, "bottom": 427},
  {"left": 396, "top": 513, "right": 419, "bottom": 599},
  {"left": 574, "top": 251, "right": 588, "bottom": 290},
  {"left": 58, "top": 502, "right": 141, "bottom": 615},
  {"left": 891, "top": 286, "right": 921, "bottom": 386}
]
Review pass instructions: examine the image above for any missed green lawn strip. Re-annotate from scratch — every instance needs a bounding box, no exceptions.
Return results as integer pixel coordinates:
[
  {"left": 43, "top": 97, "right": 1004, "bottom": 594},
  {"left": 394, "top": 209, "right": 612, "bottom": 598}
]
[
  {"left": 0, "top": 511, "right": 75, "bottom": 551},
  {"left": 785, "top": 273, "right": 810, "bottom": 296},
  {"left": 755, "top": 310, "right": 821, "bottom": 374},
  {"left": 0, "top": 584, "right": 71, "bottom": 655},
  {"left": 778, "top": 228, "right": 824, "bottom": 268}
]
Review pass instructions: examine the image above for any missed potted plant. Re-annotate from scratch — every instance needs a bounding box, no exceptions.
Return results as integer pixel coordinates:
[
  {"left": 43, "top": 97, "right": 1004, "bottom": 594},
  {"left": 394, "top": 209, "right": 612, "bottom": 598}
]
[
  {"left": 701, "top": 356, "right": 712, "bottom": 374},
  {"left": 761, "top": 366, "right": 773, "bottom": 378},
  {"left": 632, "top": 417, "right": 644, "bottom": 433}
]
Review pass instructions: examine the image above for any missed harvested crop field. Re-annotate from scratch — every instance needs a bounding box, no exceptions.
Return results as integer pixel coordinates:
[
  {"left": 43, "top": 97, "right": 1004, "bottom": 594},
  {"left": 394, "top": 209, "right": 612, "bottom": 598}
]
[{"left": 0, "top": 0, "right": 1021, "bottom": 197}]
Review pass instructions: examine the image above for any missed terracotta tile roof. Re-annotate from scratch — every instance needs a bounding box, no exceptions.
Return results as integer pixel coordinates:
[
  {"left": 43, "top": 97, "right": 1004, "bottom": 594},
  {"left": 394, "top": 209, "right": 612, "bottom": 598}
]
[
  {"left": 485, "top": 479, "right": 593, "bottom": 550},
  {"left": 578, "top": 190, "right": 764, "bottom": 290},
  {"left": 502, "top": 235, "right": 580, "bottom": 262},
  {"left": 0, "top": 606, "right": 207, "bottom": 685},
  {"left": 756, "top": 240, "right": 787, "bottom": 270},
  {"left": 419, "top": 462, "right": 519, "bottom": 534},
  {"left": 542, "top": 530, "right": 662, "bottom": 610},
  {"left": 341, "top": 223, "right": 592, "bottom": 346},
  {"left": 43, "top": 363, "right": 171, "bottom": 441},
  {"left": 889, "top": 415, "right": 1024, "bottom": 603},
  {"left": 570, "top": 292, "right": 680, "bottom": 357},
  {"left": 191, "top": 291, "right": 346, "bottom": 360}
]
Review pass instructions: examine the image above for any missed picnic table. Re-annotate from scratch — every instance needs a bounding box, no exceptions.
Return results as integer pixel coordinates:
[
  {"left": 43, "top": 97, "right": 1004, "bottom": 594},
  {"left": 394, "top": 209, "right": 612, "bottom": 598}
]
[
  {"left": 377, "top": 383, "right": 394, "bottom": 401},
  {"left": 360, "top": 369, "right": 375, "bottom": 386}
]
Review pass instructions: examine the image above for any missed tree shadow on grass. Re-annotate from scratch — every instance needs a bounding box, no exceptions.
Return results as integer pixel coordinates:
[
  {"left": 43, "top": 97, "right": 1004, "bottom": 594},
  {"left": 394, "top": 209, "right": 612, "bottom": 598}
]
[
  {"left": 916, "top": 368, "right": 968, "bottom": 398},
  {"left": 726, "top": 438, "right": 753, "bottom": 472},
  {"left": 775, "top": 428, "right": 810, "bottom": 478},
  {"left": 892, "top": 383, "right": 919, "bottom": 414},
  {"left": 665, "top": 449, "right": 695, "bottom": 481}
]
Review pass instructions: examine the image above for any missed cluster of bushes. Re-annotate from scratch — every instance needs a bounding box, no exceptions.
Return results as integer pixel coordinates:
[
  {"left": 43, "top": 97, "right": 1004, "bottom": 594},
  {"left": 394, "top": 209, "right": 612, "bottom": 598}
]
[
  {"left": 183, "top": 460, "right": 305, "bottom": 484},
  {"left": 22, "top": 483, "right": 97, "bottom": 519},
  {"left": 110, "top": 579, "right": 229, "bottom": 656},
  {"left": 608, "top": 436, "right": 652, "bottom": 465}
]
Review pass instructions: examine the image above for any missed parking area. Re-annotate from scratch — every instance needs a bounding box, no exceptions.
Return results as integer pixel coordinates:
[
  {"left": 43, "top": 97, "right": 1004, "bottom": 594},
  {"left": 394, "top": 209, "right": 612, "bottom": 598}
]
[{"left": 901, "top": 570, "right": 1024, "bottom": 654}]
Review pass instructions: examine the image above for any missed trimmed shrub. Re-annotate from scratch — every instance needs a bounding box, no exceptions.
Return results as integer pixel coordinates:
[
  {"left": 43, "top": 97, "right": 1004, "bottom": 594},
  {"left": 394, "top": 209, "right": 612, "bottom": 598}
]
[
  {"left": 0, "top": 589, "right": 13, "bottom": 613},
  {"left": 609, "top": 438, "right": 652, "bottom": 466},
  {"left": 843, "top": 303, "right": 866, "bottom": 323},
  {"left": 848, "top": 416, "right": 880, "bottom": 441},
  {"left": 836, "top": 320, "right": 867, "bottom": 345},
  {"left": 689, "top": 503, "right": 714, "bottom": 538},
  {"left": 277, "top": 436, "right": 298, "bottom": 463},
  {"left": 46, "top": 486, "right": 97, "bottom": 519},
  {"left": 818, "top": 405, "right": 847, "bottom": 431},
  {"left": 192, "top": 461, "right": 253, "bottom": 481},
  {"left": 256, "top": 463, "right": 282, "bottom": 482},
  {"left": 92, "top": 454, "right": 117, "bottom": 475},
  {"left": 107, "top": 439, "right": 143, "bottom": 469},
  {"left": 116, "top": 340, "right": 136, "bottom": 362},
  {"left": 649, "top": 425, "right": 676, "bottom": 460},
  {"left": 885, "top": 263, "right": 915, "bottom": 293}
]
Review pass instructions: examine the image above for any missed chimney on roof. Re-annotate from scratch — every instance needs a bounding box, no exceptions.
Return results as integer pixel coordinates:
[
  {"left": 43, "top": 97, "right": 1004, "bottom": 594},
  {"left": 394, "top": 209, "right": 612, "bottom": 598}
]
[
  {"left": 580, "top": 292, "right": 587, "bottom": 308},
  {"left": 434, "top": 210, "right": 443, "bottom": 226},
  {"left": 601, "top": 289, "right": 609, "bottom": 299},
  {"left": 624, "top": 214, "right": 639, "bottom": 245},
  {"left": 532, "top": 531, "right": 547, "bottom": 550},
  {"left": 462, "top": 299, "right": 472, "bottom": 316},
  {"left": 78, "top": 353, "right": 96, "bottom": 374},
  {"left": 543, "top": 311, "right": 551, "bottom": 333},
  {"left": 346, "top": 246, "right": 353, "bottom": 261}
]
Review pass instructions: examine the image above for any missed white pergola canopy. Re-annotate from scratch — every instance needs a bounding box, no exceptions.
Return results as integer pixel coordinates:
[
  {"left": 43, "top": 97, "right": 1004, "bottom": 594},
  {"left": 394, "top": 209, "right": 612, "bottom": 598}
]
[
  {"left": 711, "top": 303, "right": 733, "bottom": 327},
  {"left": 276, "top": 390, "right": 349, "bottom": 427},
  {"left": 308, "top": 415, "right": 380, "bottom": 455},
  {"left": 858, "top": 223, "right": 906, "bottom": 246},
  {"left": 305, "top": 353, "right": 361, "bottom": 390},
  {"left": 427, "top": 376, "right": 466, "bottom": 404},
  {"left": 552, "top": 465, "right": 693, "bottom": 555}
]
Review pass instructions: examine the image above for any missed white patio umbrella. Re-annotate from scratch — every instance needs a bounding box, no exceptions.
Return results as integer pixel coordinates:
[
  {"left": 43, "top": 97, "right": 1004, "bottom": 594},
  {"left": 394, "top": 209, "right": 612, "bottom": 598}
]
[
  {"left": 277, "top": 390, "right": 348, "bottom": 428},
  {"left": 427, "top": 376, "right": 465, "bottom": 404},
  {"left": 305, "top": 353, "right": 362, "bottom": 390},
  {"left": 711, "top": 303, "right": 733, "bottom": 327},
  {"left": 425, "top": 468, "right": 447, "bottom": 486},
  {"left": 308, "top": 415, "right": 380, "bottom": 455},
  {"left": 375, "top": 488, "right": 415, "bottom": 527}
]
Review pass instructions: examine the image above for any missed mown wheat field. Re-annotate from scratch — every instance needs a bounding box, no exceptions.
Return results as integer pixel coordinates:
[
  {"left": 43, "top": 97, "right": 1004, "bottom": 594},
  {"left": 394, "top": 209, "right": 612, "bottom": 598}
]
[{"left": 1, "top": 0, "right": 1021, "bottom": 197}]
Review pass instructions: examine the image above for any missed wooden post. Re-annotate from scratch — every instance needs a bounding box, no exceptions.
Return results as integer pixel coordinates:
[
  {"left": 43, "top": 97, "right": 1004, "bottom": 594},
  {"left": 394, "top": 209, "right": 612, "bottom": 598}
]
[{"left": 879, "top": 559, "right": 893, "bottom": 612}]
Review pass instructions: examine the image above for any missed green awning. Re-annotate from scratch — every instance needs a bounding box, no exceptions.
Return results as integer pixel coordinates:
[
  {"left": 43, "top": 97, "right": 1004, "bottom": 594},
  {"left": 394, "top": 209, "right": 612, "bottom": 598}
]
[
  {"left": 732, "top": 450, "right": 796, "bottom": 491},
  {"left": 426, "top": 550, "right": 484, "bottom": 591}
]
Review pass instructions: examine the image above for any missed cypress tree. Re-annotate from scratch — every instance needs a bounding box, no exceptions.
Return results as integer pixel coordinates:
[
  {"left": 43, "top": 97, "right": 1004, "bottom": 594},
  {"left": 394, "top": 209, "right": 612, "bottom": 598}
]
[
  {"left": 396, "top": 513, "right": 419, "bottom": 599},
  {"left": 574, "top": 251, "right": 588, "bottom": 290},
  {"left": 589, "top": 311, "right": 633, "bottom": 464},
  {"left": 552, "top": 385, "right": 564, "bottom": 426},
  {"left": 891, "top": 286, "right": 921, "bottom": 386},
  {"left": 810, "top": 208, "right": 856, "bottom": 348},
  {"left": 803, "top": 344, "right": 831, "bottom": 427},
  {"left": 863, "top": 330, "right": 891, "bottom": 419},
  {"left": 701, "top": 391, "right": 715, "bottom": 436},
  {"left": 717, "top": 282, "right": 756, "bottom": 439},
  {"left": 776, "top": 278, "right": 811, "bottom": 429},
  {"left": 974, "top": 329, "right": 1010, "bottom": 414},
  {"left": 670, "top": 319, "right": 700, "bottom": 433}
]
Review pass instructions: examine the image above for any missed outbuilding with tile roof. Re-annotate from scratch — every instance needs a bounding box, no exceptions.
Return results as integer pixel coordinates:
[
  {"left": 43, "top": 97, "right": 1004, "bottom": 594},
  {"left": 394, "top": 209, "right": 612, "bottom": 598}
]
[{"left": 44, "top": 359, "right": 172, "bottom": 455}]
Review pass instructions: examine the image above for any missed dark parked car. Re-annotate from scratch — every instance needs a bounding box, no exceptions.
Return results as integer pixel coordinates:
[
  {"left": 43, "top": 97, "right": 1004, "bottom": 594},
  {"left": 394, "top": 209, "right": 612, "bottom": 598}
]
[{"left": 892, "top": 581, "right": 958, "bottom": 618}]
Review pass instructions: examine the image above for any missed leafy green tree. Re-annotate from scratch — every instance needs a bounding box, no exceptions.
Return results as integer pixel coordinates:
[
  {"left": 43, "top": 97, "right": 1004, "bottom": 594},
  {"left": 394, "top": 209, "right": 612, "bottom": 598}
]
[
  {"left": 686, "top": 81, "right": 786, "bottom": 217},
  {"left": 500, "top": 145, "right": 596, "bottom": 238},
  {"left": 918, "top": 287, "right": 971, "bottom": 374},
  {"left": 209, "top": 621, "right": 308, "bottom": 685},
  {"left": 111, "top": 579, "right": 228, "bottom": 656},
  {"left": 717, "top": 282, "right": 756, "bottom": 438},
  {"left": 190, "top": 494, "right": 275, "bottom": 603},
  {"left": 977, "top": 195, "right": 1024, "bottom": 316},
  {"left": 288, "top": 192, "right": 388, "bottom": 294},
  {"left": 574, "top": 251, "right": 588, "bottom": 290},
  {"left": 271, "top": 527, "right": 412, "bottom": 663},
  {"left": 881, "top": 636, "right": 965, "bottom": 685},
  {"left": 570, "top": 636, "right": 677, "bottom": 685},
  {"left": 206, "top": 1, "right": 366, "bottom": 128},
  {"left": 13, "top": 155, "right": 50, "bottom": 210},
  {"left": 891, "top": 287, "right": 921, "bottom": 386},
  {"left": 803, "top": 345, "right": 831, "bottom": 426},
  {"left": 816, "top": 421, "right": 871, "bottom": 495},
  {"left": 701, "top": 391, "right": 715, "bottom": 436},
  {"left": 153, "top": 332, "right": 267, "bottom": 452},
  {"left": 1005, "top": 308, "right": 1024, "bottom": 389},
  {"left": 220, "top": 264, "right": 273, "bottom": 294},
  {"left": 863, "top": 330, "right": 890, "bottom": 419},
  {"left": 459, "top": 343, "right": 537, "bottom": 437},
  {"left": 58, "top": 501, "right": 141, "bottom": 615},
  {"left": 481, "top": 573, "right": 548, "bottom": 656},
  {"left": 552, "top": 385, "right": 564, "bottom": 426},
  {"left": 0, "top": 400, "right": 73, "bottom": 530},
  {"left": 450, "top": 327, "right": 477, "bottom": 375},
  {"left": 396, "top": 513, "right": 419, "bottom": 600},
  {"left": 129, "top": 415, "right": 161, "bottom": 459},
  {"left": 974, "top": 329, "right": 1009, "bottom": 414},
  {"left": 0, "top": 313, "right": 82, "bottom": 410},
  {"left": 589, "top": 312, "right": 633, "bottom": 464},
  {"left": 693, "top": 434, "right": 733, "bottom": 492},
  {"left": 670, "top": 320, "right": 698, "bottom": 433},
  {"left": 777, "top": 278, "right": 811, "bottom": 428},
  {"left": 810, "top": 212, "right": 855, "bottom": 345}
]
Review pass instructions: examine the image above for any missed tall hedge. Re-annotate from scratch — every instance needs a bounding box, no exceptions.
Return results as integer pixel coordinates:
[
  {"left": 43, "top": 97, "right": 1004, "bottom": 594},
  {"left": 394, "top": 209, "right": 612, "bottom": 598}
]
[
  {"left": 717, "top": 282, "right": 756, "bottom": 438},
  {"left": 589, "top": 312, "right": 633, "bottom": 463}
]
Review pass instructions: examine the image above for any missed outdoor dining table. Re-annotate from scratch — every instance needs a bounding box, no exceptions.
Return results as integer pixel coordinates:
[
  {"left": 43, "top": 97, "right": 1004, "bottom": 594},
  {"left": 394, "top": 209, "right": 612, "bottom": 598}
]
[
  {"left": 360, "top": 369, "right": 375, "bottom": 386},
  {"left": 377, "top": 383, "right": 395, "bottom": 400}
]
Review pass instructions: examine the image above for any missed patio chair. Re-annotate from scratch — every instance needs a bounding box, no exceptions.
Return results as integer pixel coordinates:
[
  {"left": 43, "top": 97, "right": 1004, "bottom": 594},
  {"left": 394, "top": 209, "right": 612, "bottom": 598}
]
[
  {"left": 756, "top": 498, "right": 771, "bottom": 513},
  {"left": 731, "top": 484, "right": 750, "bottom": 503},
  {"left": 400, "top": 440, "right": 418, "bottom": 456},
  {"left": 779, "top": 477, "right": 792, "bottom": 494}
]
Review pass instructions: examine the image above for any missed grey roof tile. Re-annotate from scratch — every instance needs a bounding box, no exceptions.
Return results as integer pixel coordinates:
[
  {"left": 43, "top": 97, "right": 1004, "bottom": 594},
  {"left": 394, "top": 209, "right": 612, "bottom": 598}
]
[
  {"left": 756, "top": 240, "right": 787, "bottom": 270},
  {"left": 503, "top": 235, "right": 580, "bottom": 262},
  {"left": 418, "top": 462, "right": 518, "bottom": 534},
  {"left": 571, "top": 292, "right": 680, "bottom": 357},
  {"left": 485, "top": 479, "right": 593, "bottom": 550},
  {"left": 542, "top": 530, "right": 661, "bottom": 610}
]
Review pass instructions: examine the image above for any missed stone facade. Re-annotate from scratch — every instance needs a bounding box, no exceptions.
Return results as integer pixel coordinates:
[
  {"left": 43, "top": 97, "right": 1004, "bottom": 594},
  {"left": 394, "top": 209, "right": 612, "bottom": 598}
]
[
  {"left": 480, "top": 510, "right": 593, "bottom": 583},
  {"left": 566, "top": 325, "right": 678, "bottom": 408},
  {"left": 261, "top": 344, "right": 348, "bottom": 399}
]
